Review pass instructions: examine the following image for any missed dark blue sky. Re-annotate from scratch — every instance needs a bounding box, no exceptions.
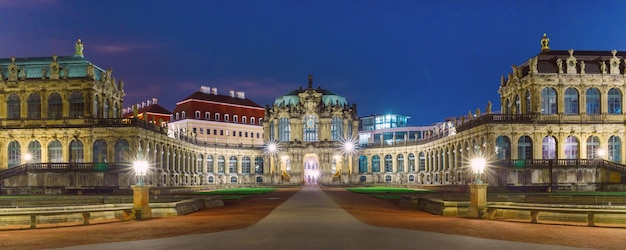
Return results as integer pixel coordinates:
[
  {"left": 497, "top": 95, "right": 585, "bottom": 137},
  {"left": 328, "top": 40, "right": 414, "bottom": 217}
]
[{"left": 2, "top": 0, "right": 626, "bottom": 125}]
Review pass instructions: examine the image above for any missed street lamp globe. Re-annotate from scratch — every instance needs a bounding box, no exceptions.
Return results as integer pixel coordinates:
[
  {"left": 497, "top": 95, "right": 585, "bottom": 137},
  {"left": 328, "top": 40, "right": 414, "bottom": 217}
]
[
  {"left": 471, "top": 158, "right": 486, "bottom": 184},
  {"left": 133, "top": 160, "right": 149, "bottom": 186}
]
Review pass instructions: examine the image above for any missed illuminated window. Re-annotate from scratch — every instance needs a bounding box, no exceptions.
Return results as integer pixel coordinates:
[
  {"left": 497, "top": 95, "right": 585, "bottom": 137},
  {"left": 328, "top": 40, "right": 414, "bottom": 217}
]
[
  {"left": 564, "top": 88, "right": 579, "bottom": 114},
  {"left": 541, "top": 87, "right": 557, "bottom": 114},
  {"left": 303, "top": 115, "right": 318, "bottom": 142},
  {"left": 586, "top": 88, "right": 600, "bottom": 114},
  {"left": 542, "top": 136, "right": 557, "bottom": 159},
  {"left": 608, "top": 88, "right": 622, "bottom": 114},
  {"left": 564, "top": 136, "right": 578, "bottom": 159}
]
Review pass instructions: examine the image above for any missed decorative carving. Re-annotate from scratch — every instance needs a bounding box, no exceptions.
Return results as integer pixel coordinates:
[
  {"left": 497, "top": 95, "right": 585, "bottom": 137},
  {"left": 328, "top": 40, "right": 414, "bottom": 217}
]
[
  {"left": 87, "top": 63, "right": 95, "bottom": 79},
  {"left": 556, "top": 58, "right": 563, "bottom": 74},
  {"left": 600, "top": 61, "right": 607, "bottom": 74},
  {"left": 75, "top": 39, "right": 84, "bottom": 57},
  {"left": 566, "top": 49, "right": 577, "bottom": 74},
  {"left": 0, "top": 66, "right": 3, "bottom": 82},
  {"left": 8, "top": 57, "right": 18, "bottom": 81},
  {"left": 41, "top": 67, "right": 47, "bottom": 79},
  {"left": 529, "top": 57, "right": 538, "bottom": 74},
  {"left": 580, "top": 61, "right": 585, "bottom": 74},
  {"left": 20, "top": 67, "right": 26, "bottom": 80},
  {"left": 540, "top": 33, "right": 550, "bottom": 52},
  {"left": 610, "top": 49, "right": 620, "bottom": 75}
]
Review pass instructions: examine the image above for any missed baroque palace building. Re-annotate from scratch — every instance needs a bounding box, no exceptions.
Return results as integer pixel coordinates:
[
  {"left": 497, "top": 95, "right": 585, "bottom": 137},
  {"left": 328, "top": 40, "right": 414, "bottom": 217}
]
[{"left": 1, "top": 35, "right": 626, "bottom": 193}]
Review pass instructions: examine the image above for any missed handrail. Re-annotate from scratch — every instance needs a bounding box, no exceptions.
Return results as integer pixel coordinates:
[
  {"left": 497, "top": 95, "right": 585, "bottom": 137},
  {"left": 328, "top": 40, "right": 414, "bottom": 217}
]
[{"left": 495, "top": 159, "right": 626, "bottom": 176}]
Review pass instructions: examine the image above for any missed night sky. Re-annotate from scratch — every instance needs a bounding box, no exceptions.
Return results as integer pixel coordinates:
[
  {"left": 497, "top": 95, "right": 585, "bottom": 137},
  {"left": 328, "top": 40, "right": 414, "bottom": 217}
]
[{"left": 2, "top": 0, "right": 626, "bottom": 125}]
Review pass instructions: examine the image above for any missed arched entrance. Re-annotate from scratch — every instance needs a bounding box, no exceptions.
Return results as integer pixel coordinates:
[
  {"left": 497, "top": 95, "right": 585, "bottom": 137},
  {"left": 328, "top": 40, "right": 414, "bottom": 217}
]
[{"left": 303, "top": 154, "right": 319, "bottom": 185}]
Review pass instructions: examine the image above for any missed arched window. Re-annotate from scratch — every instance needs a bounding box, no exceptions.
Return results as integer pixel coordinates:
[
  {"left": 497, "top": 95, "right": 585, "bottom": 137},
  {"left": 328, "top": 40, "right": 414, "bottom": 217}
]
[
  {"left": 408, "top": 153, "right": 415, "bottom": 172},
  {"left": 586, "top": 136, "right": 600, "bottom": 159},
  {"left": 564, "top": 88, "right": 579, "bottom": 114},
  {"left": 542, "top": 136, "right": 557, "bottom": 159},
  {"left": 181, "top": 111, "right": 186, "bottom": 119},
  {"left": 224, "top": 114, "right": 229, "bottom": 122},
  {"left": 242, "top": 116, "right": 247, "bottom": 124},
  {"left": 205, "top": 112, "right": 210, "bottom": 120},
  {"left": 70, "top": 139, "right": 84, "bottom": 163},
  {"left": 233, "top": 115, "right": 238, "bottom": 123},
  {"left": 608, "top": 136, "right": 621, "bottom": 162},
  {"left": 229, "top": 156, "right": 237, "bottom": 173},
  {"left": 7, "top": 94, "right": 20, "bottom": 120},
  {"left": 279, "top": 117, "right": 290, "bottom": 142},
  {"left": 69, "top": 91, "right": 84, "bottom": 118},
  {"left": 93, "top": 139, "right": 108, "bottom": 163},
  {"left": 103, "top": 100, "right": 109, "bottom": 118},
  {"left": 251, "top": 117, "right": 255, "bottom": 124},
  {"left": 515, "top": 95, "right": 521, "bottom": 114},
  {"left": 397, "top": 154, "right": 404, "bottom": 173},
  {"left": 195, "top": 111, "right": 200, "bottom": 119},
  {"left": 207, "top": 155, "right": 214, "bottom": 173},
  {"left": 48, "top": 93, "right": 62, "bottom": 119},
  {"left": 331, "top": 116, "right": 343, "bottom": 141},
  {"left": 384, "top": 154, "right": 393, "bottom": 172},
  {"left": 242, "top": 156, "right": 251, "bottom": 173},
  {"left": 418, "top": 152, "right": 426, "bottom": 171},
  {"left": 27, "top": 140, "right": 42, "bottom": 163},
  {"left": 27, "top": 93, "right": 41, "bottom": 119},
  {"left": 230, "top": 176, "right": 237, "bottom": 183},
  {"left": 93, "top": 96, "right": 99, "bottom": 118},
  {"left": 215, "top": 113, "right": 220, "bottom": 121},
  {"left": 371, "top": 155, "right": 380, "bottom": 173},
  {"left": 518, "top": 136, "right": 533, "bottom": 160},
  {"left": 47, "top": 140, "right": 63, "bottom": 163},
  {"left": 495, "top": 136, "right": 511, "bottom": 160},
  {"left": 255, "top": 156, "right": 263, "bottom": 174},
  {"left": 541, "top": 87, "right": 557, "bottom": 114},
  {"left": 525, "top": 90, "right": 531, "bottom": 114},
  {"left": 303, "top": 115, "right": 318, "bottom": 142},
  {"left": 358, "top": 155, "right": 368, "bottom": 173},
  {"left": 8, "top": 140, "right": 20, "bottom": 168},
  {"left": 586, "top": 88, "right": 600, "bottom": 114},
  {"left": 114, "top": 139, "right": 130, "bottom": 163},
  {"left": 217, "top": 156, "right": 225, "bottom": 173},
  {"left": 608, "top": 88, "right": 622, "bottom": 114},
  {"left": 269, "top": 121, "right": 275, "bottom": 140},
  {"left": 564, "top": 136, "right": 579, "bottom": 159}
]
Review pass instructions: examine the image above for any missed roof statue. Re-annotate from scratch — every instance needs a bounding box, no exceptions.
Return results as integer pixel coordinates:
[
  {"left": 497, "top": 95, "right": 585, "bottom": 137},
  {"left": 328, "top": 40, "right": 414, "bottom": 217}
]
[
  {"left": 540, "top": 33, "right": 550, "bottom": 52},
  {"left": 308, "top": 74, "right": 313, "bottom": 89},
  {"left": 75, "top": 39, "right": 84, "bottom": 58}
]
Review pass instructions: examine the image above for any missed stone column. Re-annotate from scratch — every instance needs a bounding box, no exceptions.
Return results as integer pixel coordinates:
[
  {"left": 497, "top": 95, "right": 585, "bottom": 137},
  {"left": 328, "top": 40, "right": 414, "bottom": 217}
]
[
  {"left": 468, "top": 183, "right": 488, "bottom": 218},
  {"left": 132, "top": 185, "right": 152, "bottom": 220}
]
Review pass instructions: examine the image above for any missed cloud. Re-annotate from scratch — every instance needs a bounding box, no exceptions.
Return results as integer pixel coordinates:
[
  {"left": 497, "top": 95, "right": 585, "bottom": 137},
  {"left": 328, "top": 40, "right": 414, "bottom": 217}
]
[{"left": 92, "top": 43, "right": 157, "bottom": 53}]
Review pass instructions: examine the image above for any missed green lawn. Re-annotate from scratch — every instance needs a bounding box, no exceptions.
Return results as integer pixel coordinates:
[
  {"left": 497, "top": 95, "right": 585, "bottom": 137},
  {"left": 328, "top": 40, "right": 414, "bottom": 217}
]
[
  {"left": 197, "top": 187, "right": 276, "bottom": 195},
  {"left": 347, "top": 186, "right": 434, "bottom": 194}
]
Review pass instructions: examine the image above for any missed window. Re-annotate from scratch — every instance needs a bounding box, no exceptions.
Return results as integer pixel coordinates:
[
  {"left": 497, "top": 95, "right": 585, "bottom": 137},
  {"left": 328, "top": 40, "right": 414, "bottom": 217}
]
[
  {"left": 542, "top": 136, "right": 557, "bottom": 159},
  {"left": 181, "top": 111, "right": 186, "bottom": 119},
  {"left": 255, "top": 156, "right": 263, "bottom": 174},
  {"left": 279, "top": 117, "right": 290, "bottom": 142},
  {"left": 230, "top": 176, "right": 237, "bottom": 183},
  {"left": 251, "top": 117, "right": 255, "bottom": 124},
  {"left": 195, "top": 111, "right": 200, "bottom": 118},
  {"left": 408, "top": 153, "right": 415, "bottom": 172},
  {"left": 215, "top": 113, "right": 220, "bottom": 121},
  {"left": 371, "top": 155, "right": 380, "bottom": 173},
  {"left": 114, "top": 139, "right": 130, "bottom": 163},
  {"left": 397, "top": 154, "right": 404, "bottom": 173},
  {"left": 518, "top": 136, "right": 533, "bottom": 160},
  {"left": 358, "top": 155, "right": 368, "bottom": 173},
  {"left": 207, "top": 155, "right": 214, "bottom": 173},
  {"left": 418, "top": 152, "right": 426, "bottom": 171},
  {"left": 586, "top": 88, "right": 600, "bottom": 114},
  {"left": 229, "top": 156, "right": 237, "bottom": 173},
  {"left": 27, "top": 93, "right": 41, "bottom": 119},
  {"left": 205, "top": 112, "right": 210, "bottom": 120},
  {"left": 217, "top": 156, "right": 225, "bottom": 173},
  {"left": 564, "top": 88, "right": 579, "bottom": 114},
  {"left": 103, "top": 100, "right": 109, "bottom": 118},
  {"left": 609, "top": 136, "right": 621, "bottom": 162},
  {"left": 587, "top": 136, "right": 600, "bottom": 159},
  {"left": 525, "top": 90, "right": 531, "bottom": 114},
  {"left": 48, "top": 140, "right": 63, "bottom": 163},
  {"left": 175, "top": 113, "right": 179, "bottom": 120},
  {"left": 233, "top": 115, "right": 238, "bottom": 123},
  {"left": 8, "top": 140, "right": 20, "bottom": 168},
  {"left": 259, "top": 118, "right": 262, "bottom": 124},
  {"left": 224, "top": 114, "right": 229, "bottom": 122},
  {"left": 541, "top": 87, "right": 557, "bottom": 114},
  {"left": 495, "top": 136, "right": 511, "bottom": 160},
  {"left": 200, "top": 128, "right": 204, "bottom": 134},
  {"left": 69, "top": 139, "right": 84, "bottom": 163},
  {"left": 27, "top": 141, "right": 42, "bottom": 163},
  {"left": 242, "top": 156, "right": 251, "bottom": 173},
  {"left": 48, "top": 93, "right": 62, "bottom": 119},
  {"left": 608, "top": 88, "right": 622, "bottom": 114},
  {"left": 242, "top": 116, "right": 247, "bottom": 124},
  {"left": 303, "top": 115, "right": 318, "bottom": 142},
  {"left": 93, "top": 139, "right": 108, "bottom": 163},
  {"left": 564, "top": 136, "right": 578, "bottom": 159},
  {"left": 331, "top": 116, "right": 343, "bottom": 141},
  {"left": 7, "top": 94, "right": 20, "bottom": 120}
]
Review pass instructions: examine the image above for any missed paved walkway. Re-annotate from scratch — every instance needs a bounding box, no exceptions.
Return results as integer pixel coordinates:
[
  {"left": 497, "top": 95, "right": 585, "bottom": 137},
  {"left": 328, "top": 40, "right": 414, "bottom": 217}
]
[{"left": 57, "top": 186, "right": 589, "bottom": 250}]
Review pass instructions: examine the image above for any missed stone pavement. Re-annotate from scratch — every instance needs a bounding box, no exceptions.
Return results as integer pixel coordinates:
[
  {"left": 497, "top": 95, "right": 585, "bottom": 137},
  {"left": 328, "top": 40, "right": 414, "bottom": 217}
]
[{"left": 57, "top": 186, "right": 588, "bottom": 250}]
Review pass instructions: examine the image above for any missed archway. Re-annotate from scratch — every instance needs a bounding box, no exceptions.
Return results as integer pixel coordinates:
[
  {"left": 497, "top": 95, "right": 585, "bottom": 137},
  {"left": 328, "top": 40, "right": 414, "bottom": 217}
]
[{"left": 303, "top": 154, "right": 320, "bottom": 185}]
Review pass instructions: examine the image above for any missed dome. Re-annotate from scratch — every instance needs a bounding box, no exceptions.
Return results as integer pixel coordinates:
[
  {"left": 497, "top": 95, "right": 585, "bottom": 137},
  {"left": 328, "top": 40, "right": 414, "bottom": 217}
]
[{"left": 273, "top": 76, "right": 348, "bottom": 107}]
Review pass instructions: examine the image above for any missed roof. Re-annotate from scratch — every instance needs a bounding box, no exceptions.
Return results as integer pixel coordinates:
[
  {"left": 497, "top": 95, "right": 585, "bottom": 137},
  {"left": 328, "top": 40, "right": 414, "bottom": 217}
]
[
  {"left": 274, "top": 86, "right": 348, "bottom": 107},
  {"left": 137, "top": 103, "right": 171, "bottom": 115},
  {"left": 0, "top": 55, "right": 109, "bottom": 81},
  {"left": 179, "top": 91, "right": 263, "bottom": 108}
]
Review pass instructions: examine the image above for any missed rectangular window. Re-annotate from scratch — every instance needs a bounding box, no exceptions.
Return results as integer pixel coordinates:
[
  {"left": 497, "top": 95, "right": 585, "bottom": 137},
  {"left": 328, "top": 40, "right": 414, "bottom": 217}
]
[
  {"left": 200, "top": 128, "right": 204, "bottom": 134},
  {"left": 239, "top": 131, "right": 242, "bottom": 137},
  {"left": 220, "top": 130, "right": 224, "bottom": 136},
  {"left": 214, "top": 129, "right": 217, "bottom": 135}
]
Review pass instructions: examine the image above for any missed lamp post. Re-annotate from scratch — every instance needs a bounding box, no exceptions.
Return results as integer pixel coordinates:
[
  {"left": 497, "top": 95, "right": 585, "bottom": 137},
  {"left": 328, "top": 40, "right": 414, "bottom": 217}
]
[
  {"left": 267, "top": 142, "right": 278, "bottom": 184},
  {"left": 469, "top": 157, "right": 487, "bottom": 218},
  {"left": 343, "top": 140, "right": 357, "bottom": 183},
  {"left": 132, "top": 160, "right": 152, "bottom": 220},
  {"left": 23, "top": 153, "right": 32, "bottom": 167}
]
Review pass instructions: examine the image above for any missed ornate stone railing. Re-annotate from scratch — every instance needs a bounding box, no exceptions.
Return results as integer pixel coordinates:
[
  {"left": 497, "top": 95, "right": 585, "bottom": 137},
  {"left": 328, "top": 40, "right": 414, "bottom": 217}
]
[
  {"left": 0, "top": 162, "right": 132, "bottom": 181},
  {"left": 495, "top": 159, "right": 626, "bottom": 175}
]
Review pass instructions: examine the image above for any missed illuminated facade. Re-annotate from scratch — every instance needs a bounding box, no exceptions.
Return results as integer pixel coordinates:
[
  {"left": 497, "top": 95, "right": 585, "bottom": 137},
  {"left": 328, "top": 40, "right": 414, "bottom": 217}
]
[{"left": 2, "top": 35, "right": 626, "bottom": 192}]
